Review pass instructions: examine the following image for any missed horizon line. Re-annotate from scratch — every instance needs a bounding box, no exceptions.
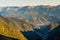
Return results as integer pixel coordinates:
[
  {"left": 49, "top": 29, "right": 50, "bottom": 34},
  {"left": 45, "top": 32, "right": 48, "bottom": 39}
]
[{"left": 0, "top": 4, "right": 60, "bottom": 7}]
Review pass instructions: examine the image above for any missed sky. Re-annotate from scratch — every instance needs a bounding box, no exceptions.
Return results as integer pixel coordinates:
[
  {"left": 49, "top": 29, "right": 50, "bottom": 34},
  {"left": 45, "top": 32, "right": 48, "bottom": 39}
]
[{"left": 0, "top": 0, "right": 60, "bottom": 6}]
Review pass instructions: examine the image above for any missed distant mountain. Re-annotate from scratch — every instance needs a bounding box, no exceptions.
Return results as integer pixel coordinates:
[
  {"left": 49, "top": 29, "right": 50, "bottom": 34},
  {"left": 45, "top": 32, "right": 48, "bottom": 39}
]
[
  {"left": 0, "top": 5, "right": 60, "bottom": 17},
  {"left": 0, "top": 5, "right": 60, "bottom": 27}
]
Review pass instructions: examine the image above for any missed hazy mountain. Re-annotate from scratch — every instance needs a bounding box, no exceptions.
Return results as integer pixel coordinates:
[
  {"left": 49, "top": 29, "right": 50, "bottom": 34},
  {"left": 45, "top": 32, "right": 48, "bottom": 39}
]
[{"left": 0, "top": 5, "right": 60, "bottom": 27}]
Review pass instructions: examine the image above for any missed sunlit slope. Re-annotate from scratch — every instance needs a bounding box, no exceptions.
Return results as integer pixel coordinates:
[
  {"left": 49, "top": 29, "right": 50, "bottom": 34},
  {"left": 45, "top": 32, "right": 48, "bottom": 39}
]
[
  {"left": 0, "top": 19, "right": 27, "bottom": 40},
  {"left": 50, "top": 22, "right": 59, "bottom": 30},
  {"left": 6, "top": 17, "right": 35, "bottom": 31}
]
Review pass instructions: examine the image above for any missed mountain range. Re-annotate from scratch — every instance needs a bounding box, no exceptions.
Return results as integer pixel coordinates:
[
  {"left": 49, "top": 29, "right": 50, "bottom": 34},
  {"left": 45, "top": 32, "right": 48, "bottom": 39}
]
[
  {"left": 0, "top": 5, "right": 60, "bottom": 27},
  {"left": 0, "top": 5, "right": 60, "bottom": 40},
  {"left": 0, "top": 15, "right": 60, "bottom": 40}
]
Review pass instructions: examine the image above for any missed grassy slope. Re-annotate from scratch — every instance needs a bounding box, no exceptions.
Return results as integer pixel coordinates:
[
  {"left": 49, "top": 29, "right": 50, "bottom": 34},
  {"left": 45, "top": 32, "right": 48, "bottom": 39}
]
[{"left": 0, "top": 19, "right": 27, "bottom": 40}]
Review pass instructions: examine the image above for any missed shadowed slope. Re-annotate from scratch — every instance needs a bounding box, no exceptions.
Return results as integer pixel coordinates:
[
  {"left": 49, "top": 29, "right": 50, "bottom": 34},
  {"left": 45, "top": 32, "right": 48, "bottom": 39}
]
[
  {"left": 0, "top": 34, "right": 19, "bottom": 40},
  {"left": 46, "top": 22, "right": 60, "bottom": 40}
]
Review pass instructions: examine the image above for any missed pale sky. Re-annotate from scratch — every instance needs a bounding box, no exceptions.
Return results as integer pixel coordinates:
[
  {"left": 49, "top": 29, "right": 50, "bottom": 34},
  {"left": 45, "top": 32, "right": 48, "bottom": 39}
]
[{"left": 0, "top": 0, "right": 60, "bottom": 6}]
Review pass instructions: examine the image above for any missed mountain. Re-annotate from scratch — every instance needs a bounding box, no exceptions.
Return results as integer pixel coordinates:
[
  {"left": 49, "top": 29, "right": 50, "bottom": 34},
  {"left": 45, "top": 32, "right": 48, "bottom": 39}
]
[
  {"left": 21, "top": 22, "right": 60, "bottom": 40},
  {"left": 0, "top": 15, "right": 27, "bottom": 40},
  {"left": 0, "top": 15, "right": 60, "bottom": 40},
  {"left": 4, "top": 17, "right": 35, "bottom": 31},
  {"left": 0, "top": 15, "right": 43, "bottom": 40},
  {"left": 0, "top": 5, "right": 60, "bottom": 27},
  {"left": 0, "top": 5, "right": 60, "bottom": 40}
]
